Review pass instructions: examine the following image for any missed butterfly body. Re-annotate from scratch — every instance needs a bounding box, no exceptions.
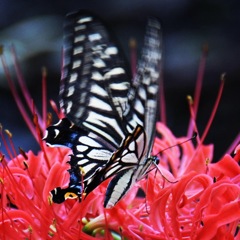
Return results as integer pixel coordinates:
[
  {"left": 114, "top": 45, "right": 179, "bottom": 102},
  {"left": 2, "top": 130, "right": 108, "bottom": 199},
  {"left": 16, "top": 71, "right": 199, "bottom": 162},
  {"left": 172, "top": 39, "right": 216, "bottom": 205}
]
[{"left": 44, "top": 10, "right": 162, "bottom": 208}]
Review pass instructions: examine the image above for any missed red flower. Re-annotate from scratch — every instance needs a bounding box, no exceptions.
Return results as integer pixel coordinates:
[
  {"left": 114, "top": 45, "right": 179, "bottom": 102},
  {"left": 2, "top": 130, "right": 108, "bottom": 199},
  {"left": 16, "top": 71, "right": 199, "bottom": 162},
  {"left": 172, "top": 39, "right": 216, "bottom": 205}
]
[{"left": 1, "top": 43, "right": 239, "bottom": 240}]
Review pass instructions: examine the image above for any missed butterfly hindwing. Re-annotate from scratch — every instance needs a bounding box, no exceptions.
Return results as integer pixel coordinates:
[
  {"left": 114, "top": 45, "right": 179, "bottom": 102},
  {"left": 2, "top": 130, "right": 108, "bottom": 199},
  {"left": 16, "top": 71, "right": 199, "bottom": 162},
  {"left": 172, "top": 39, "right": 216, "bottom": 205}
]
[
  {"left": 104, "top": 168, "right": 137, "bottom": 208},
  {"left": 44, "top": 118, "right": 113, "bottom": 202}
]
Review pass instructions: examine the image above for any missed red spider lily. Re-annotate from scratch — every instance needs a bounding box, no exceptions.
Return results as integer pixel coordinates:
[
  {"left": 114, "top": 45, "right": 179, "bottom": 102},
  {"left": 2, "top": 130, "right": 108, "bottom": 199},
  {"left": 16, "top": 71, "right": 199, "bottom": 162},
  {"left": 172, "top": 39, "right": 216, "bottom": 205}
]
[{"left": 1, "top": 44, "right": 239, "bottom": 240}]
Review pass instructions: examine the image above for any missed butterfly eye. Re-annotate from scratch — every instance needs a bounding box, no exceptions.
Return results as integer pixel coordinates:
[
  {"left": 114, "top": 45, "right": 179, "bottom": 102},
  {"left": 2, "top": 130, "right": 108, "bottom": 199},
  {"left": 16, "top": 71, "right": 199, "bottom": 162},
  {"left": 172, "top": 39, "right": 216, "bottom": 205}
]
[{"left": 151, "top": 156, "right": 159, "bottom": 165}]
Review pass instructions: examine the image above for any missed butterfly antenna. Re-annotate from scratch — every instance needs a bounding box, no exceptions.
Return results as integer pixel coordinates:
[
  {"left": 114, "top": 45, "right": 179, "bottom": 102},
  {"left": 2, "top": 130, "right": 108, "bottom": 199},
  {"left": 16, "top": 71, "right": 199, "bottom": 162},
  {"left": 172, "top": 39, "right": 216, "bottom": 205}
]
[{"left": 155, "top": 132, "right": 197, "bottom": 157}]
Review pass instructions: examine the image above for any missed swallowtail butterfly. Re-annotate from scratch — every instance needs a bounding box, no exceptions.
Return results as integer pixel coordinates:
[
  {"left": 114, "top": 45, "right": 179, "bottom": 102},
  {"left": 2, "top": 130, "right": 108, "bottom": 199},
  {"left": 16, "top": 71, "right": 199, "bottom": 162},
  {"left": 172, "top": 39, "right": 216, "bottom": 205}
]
[{"left": 44, "top": 10, "right": 162, "bottom": 208}]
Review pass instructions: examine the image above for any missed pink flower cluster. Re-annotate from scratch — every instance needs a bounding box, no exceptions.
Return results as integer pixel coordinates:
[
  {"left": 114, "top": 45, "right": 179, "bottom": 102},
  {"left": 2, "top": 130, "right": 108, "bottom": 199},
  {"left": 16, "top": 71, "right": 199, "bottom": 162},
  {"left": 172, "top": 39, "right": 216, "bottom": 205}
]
[{"left": 0, "top": 46, "right": 239, "bottom": 239}]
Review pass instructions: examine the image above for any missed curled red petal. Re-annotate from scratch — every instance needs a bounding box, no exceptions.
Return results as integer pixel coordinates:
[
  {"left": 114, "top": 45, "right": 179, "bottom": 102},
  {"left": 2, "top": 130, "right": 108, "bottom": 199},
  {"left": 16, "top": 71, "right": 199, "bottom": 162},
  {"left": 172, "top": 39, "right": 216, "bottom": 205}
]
[
  {"left": 208, "top": 154, "right": 240, "bottom": 179},
  {"left": 195, "top": 200, "right": 240, "bottom": 239}
]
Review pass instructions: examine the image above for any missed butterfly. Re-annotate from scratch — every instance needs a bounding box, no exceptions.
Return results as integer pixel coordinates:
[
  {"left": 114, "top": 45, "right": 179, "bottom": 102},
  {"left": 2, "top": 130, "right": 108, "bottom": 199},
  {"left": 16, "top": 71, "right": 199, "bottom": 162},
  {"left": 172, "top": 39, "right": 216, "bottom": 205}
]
[{"left": 43, "top": 10, "right": 162, "bottom": 208}]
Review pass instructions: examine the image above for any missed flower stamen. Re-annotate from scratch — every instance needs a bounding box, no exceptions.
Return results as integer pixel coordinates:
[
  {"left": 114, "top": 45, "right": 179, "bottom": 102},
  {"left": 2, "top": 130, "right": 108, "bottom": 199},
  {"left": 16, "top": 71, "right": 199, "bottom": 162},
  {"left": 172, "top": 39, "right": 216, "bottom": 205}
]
[
  {"left": 200, "top": 74, "right": 225, "bottom": 144},
  {"left": 0, "top": 48, "right": 37, "bottom": 141},
  {"left": 187, "top": 44, "right": 208, "bottom": 137}
]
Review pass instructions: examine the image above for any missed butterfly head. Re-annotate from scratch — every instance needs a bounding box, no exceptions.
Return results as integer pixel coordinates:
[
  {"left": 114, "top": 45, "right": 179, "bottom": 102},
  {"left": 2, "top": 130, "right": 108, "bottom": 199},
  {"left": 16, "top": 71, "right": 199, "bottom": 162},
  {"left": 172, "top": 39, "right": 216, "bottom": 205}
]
[{"left": 149, "top": 155, "right": 159, "bottom": 165}]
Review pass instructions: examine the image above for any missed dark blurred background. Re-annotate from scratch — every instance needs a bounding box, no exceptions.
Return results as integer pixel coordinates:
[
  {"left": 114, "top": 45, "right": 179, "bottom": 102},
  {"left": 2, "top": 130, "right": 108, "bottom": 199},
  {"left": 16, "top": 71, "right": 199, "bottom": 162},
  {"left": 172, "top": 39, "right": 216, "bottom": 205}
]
[{"left": 0, "top": 0, "right": 239, "bottom": 162}]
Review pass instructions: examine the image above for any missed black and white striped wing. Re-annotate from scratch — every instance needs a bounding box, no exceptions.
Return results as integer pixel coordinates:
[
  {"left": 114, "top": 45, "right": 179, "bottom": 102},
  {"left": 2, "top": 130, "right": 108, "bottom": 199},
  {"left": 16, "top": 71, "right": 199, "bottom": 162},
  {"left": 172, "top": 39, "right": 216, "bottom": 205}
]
[
  {"left": 60, "top": 11, "right": 133, "bottom": 148},
  {"left": 82, "top": 125, "right": 147, "bottom": 195},
  {"left": 44, "top": 11, "right": 162, "bottom": 206},
  {"left": 125, "top": 17, "right": 161, "bottom": 154},
  {"left": 44, "top": 11, "right": 135, "bottom": 203},
  {"left": 43, "top": 118, "right": 114, "bottom": 203},
  {"left": 77, "top": 18, "right": 162, "bottom": 207},
  {"left": 102, "top": 18, "right": 162, "bottom": 208}
]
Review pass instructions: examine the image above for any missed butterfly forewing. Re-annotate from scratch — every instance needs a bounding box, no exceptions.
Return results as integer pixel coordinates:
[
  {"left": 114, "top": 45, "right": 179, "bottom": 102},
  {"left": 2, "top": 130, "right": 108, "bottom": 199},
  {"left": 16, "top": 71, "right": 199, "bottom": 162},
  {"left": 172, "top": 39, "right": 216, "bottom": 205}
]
[
  {"left": 124, "top": 18, "right": 161, "bottom": 153},
  {"left": 101, "top": 18, "right": 162, "bottom": 207},
  {"left": 60, "top": 11, "right": 133, "bottom": 148}
]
